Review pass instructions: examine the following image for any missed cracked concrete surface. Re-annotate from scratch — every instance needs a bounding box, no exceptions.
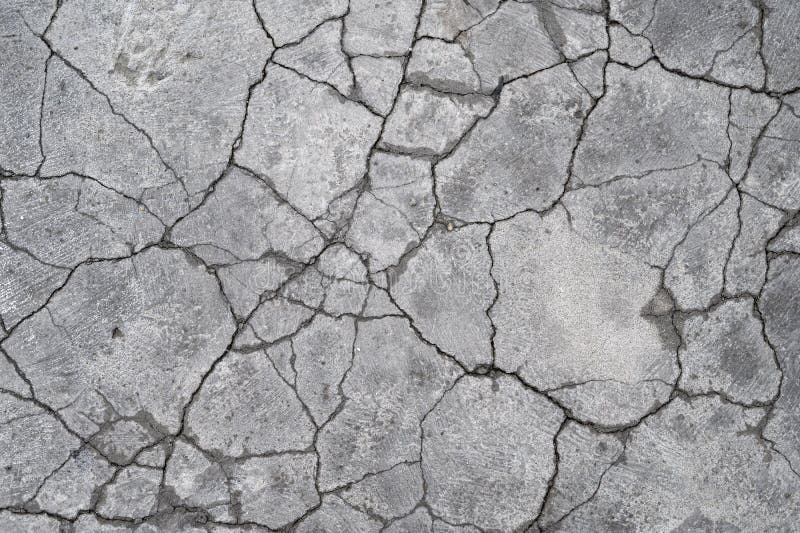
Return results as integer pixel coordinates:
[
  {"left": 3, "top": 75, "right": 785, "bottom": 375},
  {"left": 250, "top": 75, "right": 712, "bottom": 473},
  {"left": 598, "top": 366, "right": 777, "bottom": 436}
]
[{"left": 1, "top": 0, "right": 799, "bottom": 531}]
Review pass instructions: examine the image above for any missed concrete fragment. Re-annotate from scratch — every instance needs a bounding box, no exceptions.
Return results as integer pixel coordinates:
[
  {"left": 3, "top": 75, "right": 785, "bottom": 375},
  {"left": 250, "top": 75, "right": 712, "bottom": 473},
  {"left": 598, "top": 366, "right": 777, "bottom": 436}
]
[
  {"left": 171, "top": 167, "right": 324, "bottom": 263},
  {"left": 2, "top": 248, "right": 235, "bottom": 438},
  {"left": 273, "top": 20, "right": 353, "bottom": 96},
  {"left": 231, "top": 453, "right": 319, "bottom": 528},
  {"left": 458, "top": 1, "right": 562, "bottom": 92},
  {"left": 437, "top": 64, "right": 591, "bottom": 221},
  {"left": 317, "top": 317, "right": 461, "bottom": 490},
  {"left": 185, "top": 350, "right": 315, "bottom": 457},
  {"left": 678, "top": 297, "right": 781, "bottom": 405},
  {"left": 557, "top": 397, "right": 800, "bottom": 531},
  {"left": 608, "top": 24, "right": 652, "bottom": 67},
  {"left": 48, "top": 0, "right": 272, "bottom": 195},
  {"left": 390, "top": 224, "right": 495, "bottom": 370},
  {"left": 352, "top": 56, "right": 404, "bottom": 116},
  {"left": 380, "top": 87, "right": 493, "bottom": 156},
  {"left": 339, "top": 462, "right": 423, "bottom": 520},
  {"left": 2, "top": 175, "right": 163, "bottom": 267},
  {"left": 256, "top": 0, "right": 348, "bottom": 47},
  {"left": 491, "top": 208, "right": 678, "bottom": 427},
  {"left": 343, "top": 0, "right": 422, "bottom": 56},
  {"left": 406, "top": 38, "right": 482, "bottom": 94},
  {"left": 422, "top": 375, "right": 564, "bottom": 530},
  {"left": 236, "top": 65, "right": 381, "bottom": 219}
]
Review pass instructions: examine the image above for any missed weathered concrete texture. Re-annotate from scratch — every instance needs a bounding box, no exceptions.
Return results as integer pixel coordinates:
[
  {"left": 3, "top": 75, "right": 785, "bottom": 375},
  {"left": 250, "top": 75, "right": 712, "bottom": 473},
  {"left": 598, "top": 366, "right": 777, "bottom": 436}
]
[
  {"left": 47, "top": 0, "right": 272, "bottom": 198},
  {"left": 553, "top": 397, "right": 800, "bottom": 531},
  {"left": 235, "top": 64, "right": 381, "bottom": 219},
  {"left": 437, "top": 64, "right": 592, "bottom": 221},
  {"left": 3, "top": 0, "right": 800, "bottom": 530},
  {"left": 422, "top": 375, "right": 564, "bottom": 530},
  {"left": 390, "top": 224, "right": 495, "bottom": 370},
  {"left": 491, "top": 208, "right": 678, "bottom": 427}
]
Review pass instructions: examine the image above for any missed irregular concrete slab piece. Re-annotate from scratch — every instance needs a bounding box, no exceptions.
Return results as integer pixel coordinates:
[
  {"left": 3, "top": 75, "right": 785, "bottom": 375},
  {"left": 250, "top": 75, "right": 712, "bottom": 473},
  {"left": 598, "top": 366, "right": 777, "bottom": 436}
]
[
  {"left": 185, "top": 350, "right": 315, "bottom": 457},
  {"left": 351, "top": 56, "right": 404, "bottom": 116},
  {"left": 0, "top": 243, "right": 68, "bottom": 328},
  {"left": 608, "top": 24, "right": 652, "bottom": 67},
  {"left": 256, "top": 0, "right": 348, "bottom": 47},
  {"left": 47, "top": 0, "right": 272, "bottom": 196},
  {"left": 678, "top": 297, "right": 781, "bottom": 405},
  {"left": 390, "top": 224, "right": 495, "bottom": 370},
  {"left": 171, "top": 167, "right": 324, "bottom": 263},
  {"left": 725, "top": 195, "right": 785, "bottom": 295},
  {"left": 343, "top": 0, "right": 422, "bottom": 56},
  {"left": 763, "top": 0, "right": 800, "bottom": 92},
  {"left": 317, "top": 317, "right": 462, "bottom": 490},
  {"left": 90, "top": 418, "right": 163, "bottom": 464},
  {"left": 491, "top": 208, "right": 678, "bottom": 427},
  {"left": 423, "top": 375, "right": 564, "bottom": 530},
  {"left": 2, "top": 248, "right": 235, "bottom": 437},
  {"left": 609, "top": 0, "right": 656, "bottom": 34},
  {"left": 437, "top": 64, "right": 591, "bottom": 221},
  {"left": 164, "top": 439, "right": 231, "bottom": 519},
  {"left": 761, "top": 255, "right": 800, "bottom": 470},
  {"left": 340, "top": 462, "right": 424, "bottom": 520},
  {"left": 556, "top": 396, "right": 800, "bottom": 531},
  {"left": 34, "top": 447, "right": 115, "bottom": 519},
  {"left": 231, "top": 453, "right": 320, "bottom": 529},
  {"left": 317, "top": 244, "right": 368, "bottom": 282},
  {"left": 216, "top": 257, "right": 298, "bottom": 319},
  {"left": 742, "top": 104, "right": 800, "bottom": 210},
  {"left": 665, "top": 191, "right": 740, "bottom": 310},
  {"left": 458, "top": 1, "right": 562, "bottom": 92},
  {"left": 236, "top": 65, "right": 381, "bottom": 218},
  {"left": 728, "top": 89, "right": 780, "bottom": 182},
  {"left": 0, "top": 5, "right": 50, "bottom": 175},
  {"left": 572, "top": 62, "right": 730, "bottom": 186},
  {"left": 41, "top": 57, "right": 188, "bottom": 224},
  {"left": 380, "top": 86, "right": 494, "bottom": 156},
  {"left": 96, "top": 465, "right": 161, "bottom": 520},
  {"left": 542, "top": 2, "right": 608, "bottom": 60},
  {"left": 0, "top": 511, "right": 62, "bottom": 533},
  {"left": 569, "top": 50, "right": 607, "bottom": 98},
  {"left": 538, "top": 422, "right": 625, "bottom": 527},
  {"left": 0, "top": 392, "right": 80, "bottom": 507},
  {"left": 2, "top": 175, "right": 163, "bottom": 267},
  {"left": 273, "top": 20, "right": 354, "bottom": 97},
  {"left": 418, "top": 0, "right": 499, "bottom": 41},
  {"left": 293, "top": 314, "right": 355, "bottom": 425},
  {"left": 245, "top": 296, "right": 315, "bottom": 345},
  {"left": 563, "top": 161, "right": 731, "bottom": 267},
  {"left": 709, "top": 27, "right": 765, "bottom": 89},
  {"left": 406, "top": 38, "right": 482, "bottom": 94},
  {"left": 368, "top": 151, "right": 435, "bottom": 236},
  {"left": 296, "top": 495, "right": 381, "bottom": 533},
  {"left": 348, "top": 153, "right": 434, "bottom": 271},
  {"left": 643, "top": 0, "right": 761, "bottom": 87}
]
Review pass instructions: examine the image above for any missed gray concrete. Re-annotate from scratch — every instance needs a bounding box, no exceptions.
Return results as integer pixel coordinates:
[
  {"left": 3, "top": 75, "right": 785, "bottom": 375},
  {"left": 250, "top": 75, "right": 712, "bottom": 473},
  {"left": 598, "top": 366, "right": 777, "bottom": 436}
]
[{"left": 1, "top": 0, "right": 799, "bottom": 530}]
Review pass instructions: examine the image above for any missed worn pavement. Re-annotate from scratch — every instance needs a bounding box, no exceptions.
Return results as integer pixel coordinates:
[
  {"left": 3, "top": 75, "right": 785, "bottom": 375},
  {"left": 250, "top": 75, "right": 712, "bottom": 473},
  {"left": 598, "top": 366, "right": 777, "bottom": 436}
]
[{"left": 1, "top": 0, "right": 800, "bottom": 531}]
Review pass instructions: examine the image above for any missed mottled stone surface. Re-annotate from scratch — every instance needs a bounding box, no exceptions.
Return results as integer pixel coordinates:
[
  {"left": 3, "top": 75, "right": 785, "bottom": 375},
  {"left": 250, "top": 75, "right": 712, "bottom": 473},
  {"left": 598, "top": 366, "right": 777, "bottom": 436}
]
[{"left": 3, "top": 1, "right": 800, "bottom": 529}]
